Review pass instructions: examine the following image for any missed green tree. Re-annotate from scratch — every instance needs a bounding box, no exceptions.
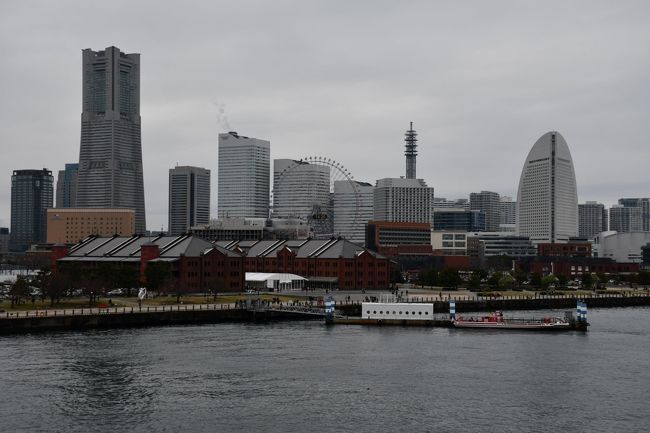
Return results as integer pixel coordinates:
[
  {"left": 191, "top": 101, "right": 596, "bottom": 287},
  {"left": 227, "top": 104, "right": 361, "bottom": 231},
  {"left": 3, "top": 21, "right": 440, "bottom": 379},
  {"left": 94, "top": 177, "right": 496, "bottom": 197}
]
[
  {"left": 529, "top": 272, "right": 542, "bottom": 288},
  {"left": 487, "top": 271, "right": 502, "bottom": 289},
  {"left": 581, "top": 273, "right": 594, "bottom": 289},
  {"left": 10, "top": 276, "right": 30, "bottom": 307},
  {"left": 513, "top": 269, "right": 528, "bottom": 287},
  {"left": 418, "top": 268, "right": 437, "bottom": 287},
  {"left": 467, "top": 274, "right": 481, "bottom": 290},
  {"left": 557, "top": 274, "right": 569, "bottom": 287},
  {"left": 438, "top": 268, "right": 461, "bottom": 288},
  {"left": 45, "top": 272, "right": 68, "bottom": 306},
  {"left": 541, "top": 275, "right": 558, "bottom": 290},
  {"left": 498, "top": 273, "right": 515, "bottom": 290},
  {"left": 33, "top": 268, "right": 51, "bottom": 302}
]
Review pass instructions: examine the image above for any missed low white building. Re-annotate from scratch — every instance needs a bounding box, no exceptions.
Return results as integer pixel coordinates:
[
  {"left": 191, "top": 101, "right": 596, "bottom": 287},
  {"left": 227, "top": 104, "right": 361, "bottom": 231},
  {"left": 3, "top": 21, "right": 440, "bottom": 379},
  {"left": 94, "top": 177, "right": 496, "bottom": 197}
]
[
  {"left": 245, "top": 272, "right": 307, "bottom": 290},
  {"left": 593, "top": 231, "right": 650, "bottom": 263},
  {"left": 362, "top": 302, "right": 434, "bottom": 320}
]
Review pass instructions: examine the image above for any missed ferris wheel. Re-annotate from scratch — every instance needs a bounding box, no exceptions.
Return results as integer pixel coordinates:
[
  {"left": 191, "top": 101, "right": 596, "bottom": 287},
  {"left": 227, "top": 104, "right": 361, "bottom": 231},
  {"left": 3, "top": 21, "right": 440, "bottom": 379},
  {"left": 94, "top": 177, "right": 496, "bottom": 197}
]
[{"left": 272, "top": 156, "right": 362, "bottom": 239}]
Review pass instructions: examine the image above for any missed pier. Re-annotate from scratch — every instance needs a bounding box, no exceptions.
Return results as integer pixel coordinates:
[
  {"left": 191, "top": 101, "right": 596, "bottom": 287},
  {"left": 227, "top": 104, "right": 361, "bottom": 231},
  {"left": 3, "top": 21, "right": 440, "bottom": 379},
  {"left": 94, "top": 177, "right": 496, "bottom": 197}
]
[{"left": 1, "top": 292, "right": 648, "bottom": 334}]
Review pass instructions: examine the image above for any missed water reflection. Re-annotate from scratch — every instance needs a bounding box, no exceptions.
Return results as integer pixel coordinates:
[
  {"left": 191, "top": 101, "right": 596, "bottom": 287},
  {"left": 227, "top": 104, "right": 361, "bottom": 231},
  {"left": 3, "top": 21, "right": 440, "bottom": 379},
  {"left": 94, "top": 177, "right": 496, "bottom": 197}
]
[{"left": 0, "top": 310, "right": 649, "bottom": 433}]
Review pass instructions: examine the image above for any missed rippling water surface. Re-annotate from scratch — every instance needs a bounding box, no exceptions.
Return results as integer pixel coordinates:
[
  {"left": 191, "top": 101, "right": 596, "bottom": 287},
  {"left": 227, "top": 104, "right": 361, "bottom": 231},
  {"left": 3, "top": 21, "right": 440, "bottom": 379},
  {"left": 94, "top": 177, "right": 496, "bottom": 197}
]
[{"left": 1, "top": 307, "right": 649, "bottom": 433}]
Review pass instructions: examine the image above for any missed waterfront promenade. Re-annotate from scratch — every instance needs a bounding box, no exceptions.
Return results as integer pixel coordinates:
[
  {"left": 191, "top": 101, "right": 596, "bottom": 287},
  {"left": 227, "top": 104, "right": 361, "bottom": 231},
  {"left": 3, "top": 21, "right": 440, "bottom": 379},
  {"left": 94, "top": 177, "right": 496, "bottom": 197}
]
[{"left": 1, "top": 290, "right": 649, "bottom": 334}]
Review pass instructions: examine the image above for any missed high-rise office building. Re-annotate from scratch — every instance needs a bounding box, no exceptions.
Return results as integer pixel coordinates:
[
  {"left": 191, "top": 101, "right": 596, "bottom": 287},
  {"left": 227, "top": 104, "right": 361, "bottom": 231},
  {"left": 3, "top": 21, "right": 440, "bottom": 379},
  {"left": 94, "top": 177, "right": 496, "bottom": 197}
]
[
  {"left": 218, "top": 131, "right": 270, "bottom": 218},
  {"left": 433, "top": 209, "right": 486, "bottom": 232},
  {"left": 609, "top": 205, "right": 643, "bottom": 232},
  {"left": 55, "top": 163, "right": 79, "bottom": 208},
  {"left": 273, "top": 159, "right": 330, "bottom": 221},
  {"left": 499, "top": 196, "right": 516, "bottom": 225},
  {"left": 617, "top": 198, "right": 649, "bottom": 231},
  {"left": 516, "top": 131, "right": 578, "bottom": 244},
  {"left": 373, "top": 177, "right": 434, "bottom": 224},
  {"left": 168, "top": 166, "right": 211, "bottom": 235},
  {"left": 434, "top": 197, "right": 469, "bottom": 210},
  {"left": 76, "top": 46, "right": 146, "bottom": 233},
  {"left": 578, "top": 201, "right": 608, "bottom": 239},
  {"left": 0, "top": 228, "right": 9, "bottom": 254},
  {"left": 470, "top": 191, "right": 501, "bottom": 231},
  {"left": 333, "top": 180, "right": 374, "bottom": 245},
  {"left": 10, "top": 169, "right": 54, "bottom": 252}
]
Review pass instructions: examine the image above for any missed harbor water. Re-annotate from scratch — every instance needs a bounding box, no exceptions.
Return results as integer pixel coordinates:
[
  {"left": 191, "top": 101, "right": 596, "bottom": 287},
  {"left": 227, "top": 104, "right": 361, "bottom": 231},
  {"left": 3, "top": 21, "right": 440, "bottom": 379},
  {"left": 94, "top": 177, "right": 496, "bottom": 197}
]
[{"left": 0, "top": 307, "right": 649, "bottom": 432}]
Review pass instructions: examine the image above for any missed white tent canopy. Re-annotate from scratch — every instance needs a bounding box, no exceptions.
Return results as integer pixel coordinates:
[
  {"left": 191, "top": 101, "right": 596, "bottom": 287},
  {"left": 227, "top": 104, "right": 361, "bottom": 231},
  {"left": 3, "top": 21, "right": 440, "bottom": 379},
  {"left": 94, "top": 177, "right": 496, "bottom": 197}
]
[{"left": 245, "top": 272, "right": 307, "bottom": 290}]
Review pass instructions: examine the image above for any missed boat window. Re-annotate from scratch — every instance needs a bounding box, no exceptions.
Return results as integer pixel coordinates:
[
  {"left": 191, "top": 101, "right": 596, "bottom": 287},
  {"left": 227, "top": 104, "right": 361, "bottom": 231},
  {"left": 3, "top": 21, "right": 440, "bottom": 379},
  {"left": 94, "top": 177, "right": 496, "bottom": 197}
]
[
  {"left": 380, "top": 311, "right": 383, "bottom": 314},
  {"left": 419, "top": 312, "right": 422, "bottom": 315},
  {"left": 373, "top": 311, "right": 376, "bottom": 314},
  {"left": 366, "top": 311, "right": 370, "bottom": 314},
  {"left": 425, "top": 312, "right": 429, "bottom": 315},
  {"left": 405, "top": 311, "right": 408, "bottom": 315},
  {"left": 399, "top": 311, "right": 402, "bottom": 315},
  {"left": 392, "top": 311, "right": 396, "bottom": 314}
]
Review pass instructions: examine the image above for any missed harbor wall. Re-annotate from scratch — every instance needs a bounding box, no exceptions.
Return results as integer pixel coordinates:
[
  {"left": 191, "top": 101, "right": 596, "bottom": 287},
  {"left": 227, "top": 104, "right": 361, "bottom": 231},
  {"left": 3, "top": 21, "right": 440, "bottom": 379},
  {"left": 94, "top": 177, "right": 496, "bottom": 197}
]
[
  {"left": 338, "top": 293, "right": 650, "bottom": 316},
  {"left": 0, "top": 307, "right": 321, "bottom": 334},
  {"left": 1, "top": 294, "right": 648, "bottom": 334}
]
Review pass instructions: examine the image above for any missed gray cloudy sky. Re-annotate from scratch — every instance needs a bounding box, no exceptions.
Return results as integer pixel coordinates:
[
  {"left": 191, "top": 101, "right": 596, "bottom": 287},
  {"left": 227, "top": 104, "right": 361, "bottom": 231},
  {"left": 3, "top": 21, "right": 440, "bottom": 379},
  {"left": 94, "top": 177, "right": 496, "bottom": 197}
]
[{"left": 1, "top": 0, "right": 649, "bottom": 230}]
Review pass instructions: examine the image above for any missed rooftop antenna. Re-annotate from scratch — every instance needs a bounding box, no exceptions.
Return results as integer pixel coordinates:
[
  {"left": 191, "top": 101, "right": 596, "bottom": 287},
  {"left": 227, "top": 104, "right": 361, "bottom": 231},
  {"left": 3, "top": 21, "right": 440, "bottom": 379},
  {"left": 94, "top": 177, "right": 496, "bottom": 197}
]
[{"left": 404, "top": 121, "right": 418, "bottom": 179}]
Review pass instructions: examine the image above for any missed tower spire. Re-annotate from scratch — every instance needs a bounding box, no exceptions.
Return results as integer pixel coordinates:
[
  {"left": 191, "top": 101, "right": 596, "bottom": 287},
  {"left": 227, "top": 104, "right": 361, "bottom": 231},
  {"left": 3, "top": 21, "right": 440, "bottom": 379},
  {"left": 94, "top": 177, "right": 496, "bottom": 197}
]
[{"left": 404, "top": 121, "right": 418, "bottom": 179}]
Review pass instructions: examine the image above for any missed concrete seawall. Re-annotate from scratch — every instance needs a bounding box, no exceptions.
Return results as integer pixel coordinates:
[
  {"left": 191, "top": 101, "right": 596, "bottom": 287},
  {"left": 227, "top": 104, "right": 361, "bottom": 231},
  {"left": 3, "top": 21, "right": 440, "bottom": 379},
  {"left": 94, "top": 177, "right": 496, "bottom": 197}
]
[
  {"left": 339, "top": 293, "right": 650, "bottom": 316},
  {"left": 1, "top": 294, "right": 649, "bottom": 334},
  {"left": 0, "top": 306, "right": 322, "bottom": 334}
]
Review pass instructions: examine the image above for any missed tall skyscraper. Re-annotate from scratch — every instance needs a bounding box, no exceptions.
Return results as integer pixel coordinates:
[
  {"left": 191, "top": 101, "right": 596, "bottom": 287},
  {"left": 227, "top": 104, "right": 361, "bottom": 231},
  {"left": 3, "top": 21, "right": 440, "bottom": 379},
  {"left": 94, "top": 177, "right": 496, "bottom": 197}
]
[
  {"left": 516, "top": 131, "right": 578, "bottom": 244},
  {"left": 76, "top": 46, "right": 146, "bottom": 233},
  {"left": 617, "top": 198, "right": 649, "bottom": 231},
  {"left": 218, "top": 131, "right": 270, "bottom": 218},
  {"left": 333, "top": 180, "right": 374, "bottom": 245},
  {"left": 609, "top": 205, "right": 643, "bottom": 232},
  {"left": 168, "top": 166, "right": 211, "bottom": 235},
  {"left": 578, "top": 201, "right": 608, "bottom": 239},
  {"left": 273, "top": 159, "right": 330, "bottom": 221},
  {"left": 373, "top": 178, "right": 434, "bottom": 224},
  {"left": 499, "top": 196, "right": 516, "bottom": 226},
  {"left": 55, "top": 163, "right": 79, "bottom": 208},
  {"left": 10, "top": 169, "right": 53, "bottom": 252},
  {"left": 404, "top": 122, "right": 417, "bottom": 179},
  {"left": 470, "top": 191, "right": 501, "bottom": 231},
  {"left": 0, "top": 228, "right": 9, "bottom": 255}
]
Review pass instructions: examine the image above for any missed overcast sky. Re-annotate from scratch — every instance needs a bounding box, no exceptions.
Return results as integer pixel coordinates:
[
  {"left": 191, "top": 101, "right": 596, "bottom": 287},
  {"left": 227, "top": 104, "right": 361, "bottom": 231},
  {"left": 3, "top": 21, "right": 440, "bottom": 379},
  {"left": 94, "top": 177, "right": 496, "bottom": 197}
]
[{"left": 1, "top": 0, "right": 649, "bottom": 230}]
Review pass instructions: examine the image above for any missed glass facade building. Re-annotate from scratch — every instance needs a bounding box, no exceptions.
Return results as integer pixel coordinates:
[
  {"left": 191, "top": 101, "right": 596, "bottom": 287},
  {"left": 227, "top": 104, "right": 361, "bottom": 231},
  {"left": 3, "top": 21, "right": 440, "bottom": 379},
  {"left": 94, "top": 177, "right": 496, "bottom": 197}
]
[
  {"left": 10, "top": 169, "right": 53, "bottom": 251},
  {"left": 218, "top": 132, "right": 270, "bottom": 219},
  {"left": 76, "top": 46, "right": 146, "bottom": 233}
]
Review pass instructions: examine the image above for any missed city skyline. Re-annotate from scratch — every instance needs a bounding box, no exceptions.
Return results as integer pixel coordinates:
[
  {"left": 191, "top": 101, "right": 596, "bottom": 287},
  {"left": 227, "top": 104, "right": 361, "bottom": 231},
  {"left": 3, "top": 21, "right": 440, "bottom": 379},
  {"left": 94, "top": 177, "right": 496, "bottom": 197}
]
[{"left": 1, "top": 1, "right": 649, "bottom": 230}]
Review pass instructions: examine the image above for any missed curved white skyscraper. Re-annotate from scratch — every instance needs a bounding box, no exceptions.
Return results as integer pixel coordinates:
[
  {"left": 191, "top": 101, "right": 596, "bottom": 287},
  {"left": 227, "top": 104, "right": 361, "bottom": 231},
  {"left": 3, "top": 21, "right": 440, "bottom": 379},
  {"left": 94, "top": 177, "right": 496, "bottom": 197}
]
[{"left": 516, "top": 131, "right": 578, "bottom": 244}]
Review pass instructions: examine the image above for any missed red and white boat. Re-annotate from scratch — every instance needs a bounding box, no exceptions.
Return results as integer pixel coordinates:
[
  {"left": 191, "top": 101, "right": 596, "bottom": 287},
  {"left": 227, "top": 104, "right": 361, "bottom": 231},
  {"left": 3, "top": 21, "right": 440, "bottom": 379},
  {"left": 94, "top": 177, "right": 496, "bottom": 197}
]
[{"left": 453, "top": 311, "right": 572, "bottom": 330}]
